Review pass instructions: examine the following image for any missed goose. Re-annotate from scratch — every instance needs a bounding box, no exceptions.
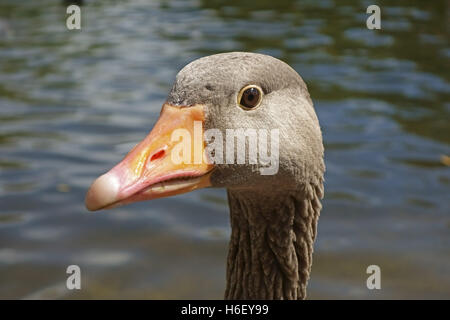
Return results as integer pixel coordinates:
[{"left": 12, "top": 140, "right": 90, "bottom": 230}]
[{"left": 85, "top": 52, "right": 325, "bottom": 300}]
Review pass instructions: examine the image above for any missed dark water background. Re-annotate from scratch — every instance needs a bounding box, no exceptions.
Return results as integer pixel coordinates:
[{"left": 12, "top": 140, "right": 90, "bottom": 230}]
[{"left": 0, "top": 0, "right": 449, "bottom": 299}]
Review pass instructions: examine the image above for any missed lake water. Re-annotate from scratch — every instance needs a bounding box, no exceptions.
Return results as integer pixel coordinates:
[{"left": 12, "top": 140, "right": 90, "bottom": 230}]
[{"left": 0, "top": 0, "right": 449, "bottom": 299}]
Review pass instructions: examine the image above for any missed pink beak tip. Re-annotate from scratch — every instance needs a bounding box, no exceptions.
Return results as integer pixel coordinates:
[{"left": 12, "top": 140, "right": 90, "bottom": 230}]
[{"left": 85, "top": 173, "right": 120, "bottom": 211}]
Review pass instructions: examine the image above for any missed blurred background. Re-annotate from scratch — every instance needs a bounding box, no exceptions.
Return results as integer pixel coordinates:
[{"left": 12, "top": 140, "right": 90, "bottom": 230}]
[{"left": 0, "top": 0, "right": 449, "bottom": 299}]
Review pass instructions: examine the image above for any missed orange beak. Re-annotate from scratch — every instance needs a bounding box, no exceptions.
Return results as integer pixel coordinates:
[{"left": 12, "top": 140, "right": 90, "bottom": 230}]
[{"left": 85, "top": 104, "right": 213, "bottom": 211}]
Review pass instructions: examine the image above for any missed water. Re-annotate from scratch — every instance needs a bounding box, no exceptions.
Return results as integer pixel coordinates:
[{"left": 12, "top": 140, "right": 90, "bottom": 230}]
[{"left": 0, "top": 0, "right": 449, "bottom": 299}]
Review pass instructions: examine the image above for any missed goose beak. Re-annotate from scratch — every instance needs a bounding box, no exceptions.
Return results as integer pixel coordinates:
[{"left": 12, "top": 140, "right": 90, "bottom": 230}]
[{"left": 85, "top": 103, "right": 213, "bottom": 211}]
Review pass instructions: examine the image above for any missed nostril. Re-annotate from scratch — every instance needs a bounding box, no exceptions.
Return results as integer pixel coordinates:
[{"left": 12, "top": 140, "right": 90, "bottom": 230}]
[{"left": 150, "top": 149, "right": 165, "bottom": 162}]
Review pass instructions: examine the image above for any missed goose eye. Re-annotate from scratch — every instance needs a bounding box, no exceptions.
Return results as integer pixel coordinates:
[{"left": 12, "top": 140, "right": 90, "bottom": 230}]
[{"left": 238, "top": 85, "right": 263, "bottom": 110}]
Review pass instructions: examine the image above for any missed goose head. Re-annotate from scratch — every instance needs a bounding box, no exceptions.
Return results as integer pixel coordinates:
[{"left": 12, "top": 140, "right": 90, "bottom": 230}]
[{"left": 85, "top": 52, "right": 324, "bottom": 213}]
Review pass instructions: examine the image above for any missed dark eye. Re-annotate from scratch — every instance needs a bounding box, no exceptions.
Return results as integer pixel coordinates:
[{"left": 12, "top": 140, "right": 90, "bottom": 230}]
[{"left": 238, "top": 85, "right": 263, "bottom": 110}]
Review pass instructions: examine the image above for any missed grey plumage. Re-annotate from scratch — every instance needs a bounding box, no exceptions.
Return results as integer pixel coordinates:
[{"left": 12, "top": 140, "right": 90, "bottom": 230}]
[{"left": 167, "top": 52, "right": 325, "bottom": 299}]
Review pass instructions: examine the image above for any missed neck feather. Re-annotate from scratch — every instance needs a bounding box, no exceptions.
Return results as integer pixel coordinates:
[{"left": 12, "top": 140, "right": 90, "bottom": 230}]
[{"left": 224, "top": 182, "right": 323, "bottom": 300}]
